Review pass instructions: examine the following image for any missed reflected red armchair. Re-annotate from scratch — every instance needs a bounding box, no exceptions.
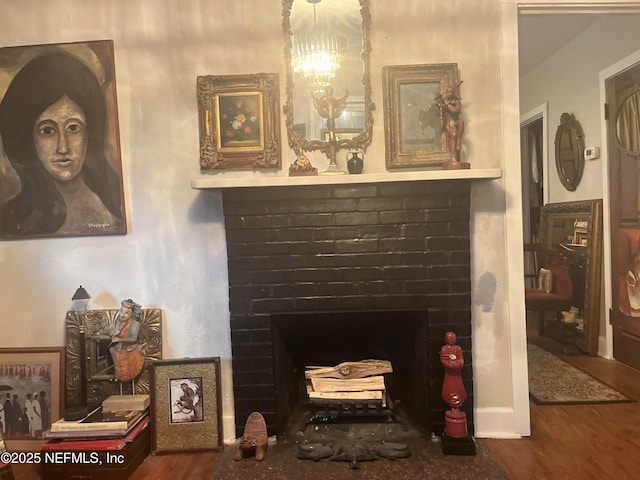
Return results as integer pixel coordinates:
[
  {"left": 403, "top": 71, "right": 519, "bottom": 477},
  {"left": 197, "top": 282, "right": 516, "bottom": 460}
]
[{"left": 524, "top": 244, "right": 574, "bottom": 335}]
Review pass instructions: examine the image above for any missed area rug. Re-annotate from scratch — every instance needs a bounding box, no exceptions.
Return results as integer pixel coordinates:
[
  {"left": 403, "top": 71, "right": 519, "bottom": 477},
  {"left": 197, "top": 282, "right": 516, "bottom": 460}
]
[{"left": 527, "top": 343, "right": 634, "bottom": 405}]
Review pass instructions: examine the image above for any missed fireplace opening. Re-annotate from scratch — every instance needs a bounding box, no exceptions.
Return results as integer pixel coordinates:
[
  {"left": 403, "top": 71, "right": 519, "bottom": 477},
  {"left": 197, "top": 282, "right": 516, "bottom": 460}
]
[{"left": 271, "top": 310, "right": 430, "bottom": 440}]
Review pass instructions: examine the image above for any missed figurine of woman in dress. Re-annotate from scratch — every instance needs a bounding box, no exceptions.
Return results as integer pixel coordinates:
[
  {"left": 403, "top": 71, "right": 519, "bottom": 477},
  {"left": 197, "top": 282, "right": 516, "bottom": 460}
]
[
  {"left": 440, "top": 331, "right": 471, "bottom": 439},
  {"left": 109, "top": 299, "right": 145, "bottom": 382},
  {"left": 440, "top": 331, "right": 467, "bottom": 408}
]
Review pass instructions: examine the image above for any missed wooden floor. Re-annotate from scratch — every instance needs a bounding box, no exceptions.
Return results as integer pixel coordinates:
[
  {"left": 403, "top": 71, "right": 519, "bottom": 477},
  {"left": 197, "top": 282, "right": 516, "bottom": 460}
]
[
  {"left": 487, "top": 327, "right": 640, "bottom": 480},
  {"left": 129, "top": 452, "right": 222, "bottom": 480},
  {"left": 9, "top": 451, "right": 223, "bottom": 480},
  {"left": 9, "top": 329, "right": 640, "bottom": 479}
]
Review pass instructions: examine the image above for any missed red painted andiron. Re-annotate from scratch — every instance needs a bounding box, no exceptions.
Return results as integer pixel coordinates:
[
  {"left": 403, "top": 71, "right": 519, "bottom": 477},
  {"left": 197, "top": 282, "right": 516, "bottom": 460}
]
[{"left": 440, "top": 331, "right": 476, "bottom": 455}]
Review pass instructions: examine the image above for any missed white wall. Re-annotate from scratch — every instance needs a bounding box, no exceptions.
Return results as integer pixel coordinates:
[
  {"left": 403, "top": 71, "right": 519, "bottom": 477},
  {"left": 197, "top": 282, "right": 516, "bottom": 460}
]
[{"left": 0, "top": 0, "right": 525, "bottom": 441}]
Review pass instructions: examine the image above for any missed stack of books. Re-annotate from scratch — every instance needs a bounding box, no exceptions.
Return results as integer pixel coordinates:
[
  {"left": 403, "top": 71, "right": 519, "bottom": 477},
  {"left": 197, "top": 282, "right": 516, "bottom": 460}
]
[
  {"left": 43, "top": 408, "right": 148, "bottom": 442},
  {"left": 44, "top": 394, "right": 150, "bottom": 441},
  {"left": 41, "top": 395, "right": 151, "bottom": 480}
]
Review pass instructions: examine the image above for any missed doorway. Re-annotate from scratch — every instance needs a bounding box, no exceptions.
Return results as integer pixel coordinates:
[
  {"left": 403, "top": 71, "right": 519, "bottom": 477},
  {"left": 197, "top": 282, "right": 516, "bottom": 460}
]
[
  {"left": 520, "top": 111, "right": 545, "bottom": 238},
  {"left": 520, "top": 110, "right": 545, "bottom": 290},
  {"left": 518, "top": 7, "right": 640, "bottom": 360}
]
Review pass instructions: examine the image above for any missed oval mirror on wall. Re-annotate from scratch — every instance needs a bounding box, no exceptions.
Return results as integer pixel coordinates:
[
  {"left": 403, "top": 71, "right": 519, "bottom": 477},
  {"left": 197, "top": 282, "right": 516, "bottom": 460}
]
[
  {"left": 554, "top": 112, "right": 585, "bottom": 192},
  {"left": 615, "top": 88, "right": 640, "bottom": 156}
]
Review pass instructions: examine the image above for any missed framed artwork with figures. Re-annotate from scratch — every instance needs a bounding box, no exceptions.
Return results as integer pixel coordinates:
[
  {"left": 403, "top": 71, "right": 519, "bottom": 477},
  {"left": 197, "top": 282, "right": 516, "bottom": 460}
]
[
  {"left": 0, "top": 40, "right": 126, "bottom": 240},
  {"left": 0, "top": 347, "right": 64, "bottom": 452}
]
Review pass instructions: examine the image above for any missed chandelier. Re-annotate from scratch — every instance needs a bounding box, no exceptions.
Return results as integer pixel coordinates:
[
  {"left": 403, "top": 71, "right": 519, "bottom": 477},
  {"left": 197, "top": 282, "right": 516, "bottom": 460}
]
[{"left": 292, "top": 0, "right": 346, "bottom": 91}]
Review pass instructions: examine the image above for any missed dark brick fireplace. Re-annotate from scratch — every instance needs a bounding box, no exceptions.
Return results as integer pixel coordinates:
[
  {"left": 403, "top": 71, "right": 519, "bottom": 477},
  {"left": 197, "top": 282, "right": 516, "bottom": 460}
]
[{"left": 222, "top": 180, "right": 474, "bottom": 439}]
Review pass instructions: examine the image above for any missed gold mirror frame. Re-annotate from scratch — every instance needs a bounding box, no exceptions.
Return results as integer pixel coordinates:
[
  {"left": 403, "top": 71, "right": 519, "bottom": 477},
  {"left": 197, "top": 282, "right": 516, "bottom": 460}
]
[
  {"left": 282, "top": 0, "right": 374, "bottom": 155},
  {"left": 554, "top": 112, "right": 585, "bottom": 192},
  {"left": 65, "top": 309, "right": 162, "bottom": 407},
  {"left": 539, "top": 199, "right": 603, "bottom": 355}
]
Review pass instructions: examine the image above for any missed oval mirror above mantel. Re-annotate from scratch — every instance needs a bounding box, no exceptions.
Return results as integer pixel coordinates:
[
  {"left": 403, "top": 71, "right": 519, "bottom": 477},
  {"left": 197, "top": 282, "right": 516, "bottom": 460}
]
[{"left": 554, "top": 112, "right": 585, "bottom": 192}]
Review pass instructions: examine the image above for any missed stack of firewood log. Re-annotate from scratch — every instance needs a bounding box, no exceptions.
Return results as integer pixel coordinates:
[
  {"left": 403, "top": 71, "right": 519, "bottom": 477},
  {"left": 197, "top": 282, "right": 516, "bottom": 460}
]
[{"left": 305, "top": 359, "right": 392, "bottom": 407}]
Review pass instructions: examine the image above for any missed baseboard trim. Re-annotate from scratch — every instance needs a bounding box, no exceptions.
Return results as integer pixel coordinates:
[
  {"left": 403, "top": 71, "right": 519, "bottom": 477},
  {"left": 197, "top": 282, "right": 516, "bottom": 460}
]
[{"left": 473, "top": 407, "right": 526, "bottom": 439}]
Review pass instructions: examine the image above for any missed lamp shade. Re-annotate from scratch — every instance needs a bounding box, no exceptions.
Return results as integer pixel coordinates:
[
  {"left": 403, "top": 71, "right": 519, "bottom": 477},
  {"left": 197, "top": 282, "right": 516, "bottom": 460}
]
[{"left": 71, "top": 285, "right": 91, "bottom": 312}]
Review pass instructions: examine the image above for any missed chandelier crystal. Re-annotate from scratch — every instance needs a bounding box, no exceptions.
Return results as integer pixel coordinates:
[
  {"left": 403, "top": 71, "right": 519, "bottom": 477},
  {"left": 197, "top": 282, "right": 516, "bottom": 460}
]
[{"left": 292, "top": 33, "right": 346, "bottom": 91}]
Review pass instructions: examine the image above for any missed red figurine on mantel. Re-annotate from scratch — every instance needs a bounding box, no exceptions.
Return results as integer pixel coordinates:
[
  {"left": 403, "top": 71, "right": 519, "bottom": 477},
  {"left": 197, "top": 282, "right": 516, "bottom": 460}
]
[
  {"left": 440, "top": 331, "right": 476, "bottom": 455},
  {"left": 434, "top": 81, "right": 469, "bottom": 170}
]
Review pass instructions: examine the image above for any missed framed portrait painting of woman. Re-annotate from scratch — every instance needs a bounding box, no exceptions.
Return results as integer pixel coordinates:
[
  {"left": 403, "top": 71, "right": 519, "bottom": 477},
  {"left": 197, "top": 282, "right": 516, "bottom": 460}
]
[{"left": 0, "top": 40, "right": 127, "bottom": 240}]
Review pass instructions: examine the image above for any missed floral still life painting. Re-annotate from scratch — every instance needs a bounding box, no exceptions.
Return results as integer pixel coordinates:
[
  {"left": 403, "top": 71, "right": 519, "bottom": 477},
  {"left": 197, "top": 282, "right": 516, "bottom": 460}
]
[
  {"left": 218, "top": 94, "right": 263, "bottom": 150},
  {"left": 197, "top": 73, "right": 281, "bottom": 170}
]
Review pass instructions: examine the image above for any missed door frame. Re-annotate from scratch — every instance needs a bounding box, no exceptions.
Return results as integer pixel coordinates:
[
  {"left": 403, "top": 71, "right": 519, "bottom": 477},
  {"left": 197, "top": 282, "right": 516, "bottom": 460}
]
[
  {"left": 521, "top": 102, "right": 550, "bottom": 213},
  {"left": 599, "top": 47, "right": 640, "bottom": 359},
  {"left": 521, "top": 104, "right": 548, "bottom": 290}
]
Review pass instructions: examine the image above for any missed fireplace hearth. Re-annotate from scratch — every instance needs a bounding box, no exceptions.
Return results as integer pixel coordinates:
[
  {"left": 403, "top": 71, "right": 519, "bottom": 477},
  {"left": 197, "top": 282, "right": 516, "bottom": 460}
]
[{"left": 222, "top": 180, "right": 474, "bottom": 438}]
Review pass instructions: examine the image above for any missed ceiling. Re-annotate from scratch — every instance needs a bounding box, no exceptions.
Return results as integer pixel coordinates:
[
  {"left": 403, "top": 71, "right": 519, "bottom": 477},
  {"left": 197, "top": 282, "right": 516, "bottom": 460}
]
[{"left": 518, "top": 14, "right": 600, "bottom": 76}]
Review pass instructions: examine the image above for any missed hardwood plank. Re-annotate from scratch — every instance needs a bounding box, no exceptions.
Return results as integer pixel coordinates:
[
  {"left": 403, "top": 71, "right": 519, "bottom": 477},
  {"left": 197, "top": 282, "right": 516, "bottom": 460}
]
[
  {"left": 9, "top": 451, "right": 222, "bottom": 480},
  {"left": 131, "top": 452, "right": 222, "bottom": 480}
]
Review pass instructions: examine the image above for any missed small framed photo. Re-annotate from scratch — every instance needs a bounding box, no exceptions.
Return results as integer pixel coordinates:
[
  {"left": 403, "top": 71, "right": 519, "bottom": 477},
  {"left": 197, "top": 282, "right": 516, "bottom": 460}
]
[
  {"left": 383, "top": 63, "right": 459, "bottom": 168},
  {"left": 197, "top": 73, "right": 281, "bottom": 170},
  {"left": 0, "top": 347, "right": 65, "bottom": 451},
  {"left": 150, "top": 357, "right": 222, "bottom": 454}
]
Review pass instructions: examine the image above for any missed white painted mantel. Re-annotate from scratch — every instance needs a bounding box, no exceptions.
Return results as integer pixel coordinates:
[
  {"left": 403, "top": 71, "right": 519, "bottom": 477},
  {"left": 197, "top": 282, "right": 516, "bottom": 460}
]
[{"left": 191, "top": 168, "right": 503, "bottom": 189}]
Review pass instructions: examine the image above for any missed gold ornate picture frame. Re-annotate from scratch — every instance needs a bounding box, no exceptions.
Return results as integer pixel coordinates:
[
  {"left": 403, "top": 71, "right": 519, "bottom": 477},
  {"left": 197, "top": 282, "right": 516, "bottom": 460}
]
[
  {"left": 197, "top": 73, "right": 281, "bottom": 170},
  {"left": 0, "top": 347, "right": 65, "bottom": 451},
  {"left": 65, "top": 309, "right": 163, "bottom": 408},
  {"left": 383, "top": 63, "right": 459, "bottom": 168},
  {"left": 150, "top": 357, "right": 222, "bottom": 454}
]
